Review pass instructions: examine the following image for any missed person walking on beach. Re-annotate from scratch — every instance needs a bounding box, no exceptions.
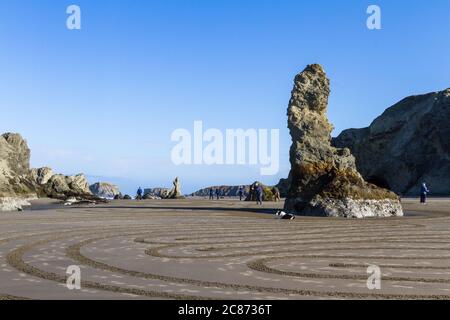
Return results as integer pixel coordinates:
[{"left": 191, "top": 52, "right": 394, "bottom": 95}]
[
  {"left": 238, "top": 186, "right": 244, "bottom": 201},
  {"left": 255, "top": 183, "right": 263, "bottom": 205},
  {"left": 136, "top": 187, "right": 143, "bottom": 200},
  {"left": 420, "top": 182, "right": 430, "bottom": 204},
  {"left": 215, "top": 188, "right": 220, "bottom": 200},
  {"left": 209, "top": 188, "right": 214, "bottom": 200}
]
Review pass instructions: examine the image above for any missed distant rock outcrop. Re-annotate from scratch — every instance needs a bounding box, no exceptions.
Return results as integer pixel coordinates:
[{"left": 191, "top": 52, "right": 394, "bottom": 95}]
[
  {"left": 164, "top": 177, "right": 184, "bottom": 199},
  {"left": 144, "top": 188, "right": 170, "bottom": 198},
  {"left": 333, "top": 88, "right": 450, "bottom": 196},
  {"left": 89, "top": 182, "right": 121, "bottom": 199},
  {"left": 192, "top": 185, "right": 249, "bottom": 197},
  {"left": 284, "top": 64, "right": 403, "bottom": 218}
]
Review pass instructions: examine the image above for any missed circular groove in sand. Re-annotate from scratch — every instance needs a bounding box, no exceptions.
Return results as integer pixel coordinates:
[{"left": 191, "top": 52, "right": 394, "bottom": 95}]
[
  {"left": 64, "top": 234, "right": 450, "bottom": 299},
  {"left": 2, "top": 206, "right": 449, "bottom": 300}
]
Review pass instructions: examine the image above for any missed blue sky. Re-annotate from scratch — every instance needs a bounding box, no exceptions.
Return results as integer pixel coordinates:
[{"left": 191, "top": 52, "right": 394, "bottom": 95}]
[{"left": 1, "top": 0, "right": 449, "bottom": 195}]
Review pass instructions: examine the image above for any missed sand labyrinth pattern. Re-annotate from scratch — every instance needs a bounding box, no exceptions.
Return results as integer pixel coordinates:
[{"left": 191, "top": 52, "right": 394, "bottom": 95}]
[{"left": 1, "top": 201, "right": 450, "bottom": 300}]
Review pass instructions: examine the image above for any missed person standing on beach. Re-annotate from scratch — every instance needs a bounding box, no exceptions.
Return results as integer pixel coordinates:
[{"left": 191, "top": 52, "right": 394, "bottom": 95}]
[
  {"left": 255, "top": 184, "right": 263, "bottom": 205},
  {"left": 420, "top": 182, "right": 430, "bottom": 204},
  {"left": 136, "top": 187, "right": 143, "bottom": 200},
  {"left": 209, "top": 188, "right": 214, "bottom": 200},
  {"left": 272, "top": 186, "right": 281, "bottom": 202},
  {"left": 215, "top": 188, "right": 220, "bottom": 200},
  {"left": 238, "top": 186, "right": 244, "bottom": 201}
]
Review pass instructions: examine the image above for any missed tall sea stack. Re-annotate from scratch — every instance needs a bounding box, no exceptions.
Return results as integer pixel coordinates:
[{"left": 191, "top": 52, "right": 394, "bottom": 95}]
[{"left": 284, "top": 64, "right": 403, "bottom": 218}]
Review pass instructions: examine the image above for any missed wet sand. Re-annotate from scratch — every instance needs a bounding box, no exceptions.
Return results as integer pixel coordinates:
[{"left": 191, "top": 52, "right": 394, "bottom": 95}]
[{"left": 0, "top": 198, "right": 449, "bottom": 300}]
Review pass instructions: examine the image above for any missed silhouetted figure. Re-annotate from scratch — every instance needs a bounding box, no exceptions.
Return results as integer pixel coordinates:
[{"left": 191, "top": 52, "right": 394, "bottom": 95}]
[
  {"left": 136, "top": 187, "right": 143, "bottom": 200},
  {"left": 420, "top": 182, "right": 430, "bottom": 204},
  {"left": 209, "top": 188, "right": 214, "bottom": 200},
  {"left": 238, "top": 186, "right": 244, "bottom": 201},
  {"left": 215, "top": 188, "right": 220, "bottom": 200},
  {"left": 272, "top": 186, "right": 281, "bottom": 202},
  {"left": 255, "top": 183, "right": 263, "bottom": 205}
]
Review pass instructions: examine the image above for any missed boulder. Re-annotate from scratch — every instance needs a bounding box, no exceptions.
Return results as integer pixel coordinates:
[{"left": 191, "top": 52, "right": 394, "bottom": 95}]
[
  {"left": 284, "top": 64, "right": 403, "bottom": 218},
  {"left": 89, "top": 182, "right": 120, "bottom": 199},
  {"left": 333, "top": 88, "right": 450, "bottom": 196},
  {"left": 113, "top": 194, "right": 123, "bottom": 200}
]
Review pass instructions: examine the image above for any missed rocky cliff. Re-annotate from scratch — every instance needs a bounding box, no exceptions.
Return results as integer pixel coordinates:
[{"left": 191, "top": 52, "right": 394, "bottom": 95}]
[
  {"left": 0, "top": 134, "right": 37, "bottom": 211},
  {"left": 1, "top": 132, "right": 95, "bottom": 211},
  {"left": 332, "top": 89, "right": 450, "bottom": 196},
  {"left": 284, "top": 64, "right": 403, "bottom": 218}
]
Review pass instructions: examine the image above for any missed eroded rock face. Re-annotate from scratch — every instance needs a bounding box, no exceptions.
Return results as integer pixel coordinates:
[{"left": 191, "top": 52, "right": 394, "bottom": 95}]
[
  {"left": 333, "top": 88, "right": 450, "bottom": 196},
  {"left": 30, "top": 167, "right": 53, "bottom": 185},
  {"left": 42, "top": 174, "right": 92, "bottom": 199},
  {"left": 284, "top": 64, "right": 403, "bottom": 218},
  {"left": 144, "top": 188, "right": 170, "bottom": 199},
  {"left": 164, "top": 177, "right": 183, "bottom": 199},
  {"left": 1, "top": 132, "right": 96, "bottom": 210},
  {"left": 0, "top": 133, "right": 37, "bottom": 211},
  {"left": 89, "top": 182, "right": 120, "bottom": 199},
  {"left": 0, "top": 133, "right": 30, "bottom": 176}
]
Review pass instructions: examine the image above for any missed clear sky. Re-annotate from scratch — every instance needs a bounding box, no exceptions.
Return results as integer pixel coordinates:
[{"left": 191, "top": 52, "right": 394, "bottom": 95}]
[{"left": 1, "top": 0, "right": 449, "bottom": 195}]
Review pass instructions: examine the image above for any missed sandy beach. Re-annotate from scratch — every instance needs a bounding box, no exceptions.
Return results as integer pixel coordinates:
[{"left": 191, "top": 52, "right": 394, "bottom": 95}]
[{"left": 0, "top": 198, "right": 449, "bottom": 300}]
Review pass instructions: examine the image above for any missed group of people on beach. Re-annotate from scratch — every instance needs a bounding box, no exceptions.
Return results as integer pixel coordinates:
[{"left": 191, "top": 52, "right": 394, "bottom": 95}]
[
  {"left": 134, "top": 183, "right": 431, "bottom": 205},
  {"left": 208, "top": 186, "right": 247, "bottom": 201},
  {"left": 207, "top": 184, "right": 281, "bottom": 205}
]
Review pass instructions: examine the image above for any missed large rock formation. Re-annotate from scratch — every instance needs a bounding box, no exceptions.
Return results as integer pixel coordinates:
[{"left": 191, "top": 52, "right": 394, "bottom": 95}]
[
  {"left": 0, "top": 133, "right": 36, "bottom": 211},
  {"left": 284, "top": 64, "right": 403, "bottom": 218},
  {"left": 89, "top": 182, "right": 121, "bottom": 199},
  {"left": 41, "top": 174, "right": 92, "bottom": 199},
  {"left": 1, "top": 132, "right": 96, "bottom": 211},
  {"left": 333, "top": 88, "right": 450, "bottom": 196}
]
